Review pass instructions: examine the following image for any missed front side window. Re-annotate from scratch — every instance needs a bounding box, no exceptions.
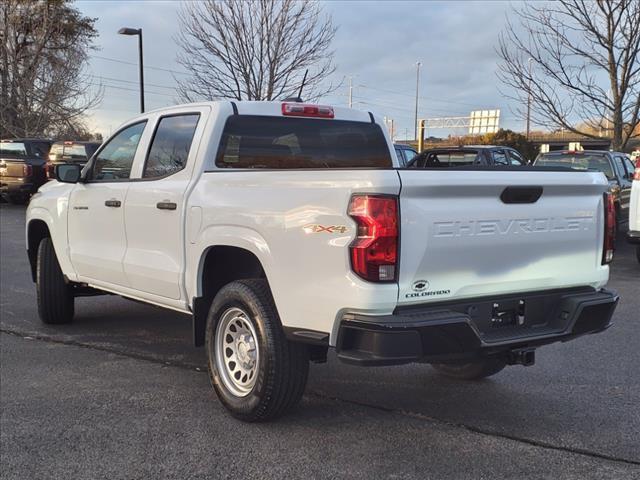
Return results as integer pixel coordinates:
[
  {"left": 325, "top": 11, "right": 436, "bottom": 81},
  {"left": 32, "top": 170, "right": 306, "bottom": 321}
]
[
  {"left": 216, "top": 116, "right": 392, "bottom": 169},
  {"left": 88, "top": 122, "right": 146, "bottom": 181},
  {"left": 144, "top": 114, "right": 200, "bottom": 178},
  {"left": 613, "top": 157, "right": 627, "bottom": 180},
  {"left": 509, "top": 150, "right": 525, "bottom": 165},
  {"left": 492, "top": 150, "right": 508, "bottom": 165},
  {"left": 623, "top": 157, "right": 635, "bottom": 178}
]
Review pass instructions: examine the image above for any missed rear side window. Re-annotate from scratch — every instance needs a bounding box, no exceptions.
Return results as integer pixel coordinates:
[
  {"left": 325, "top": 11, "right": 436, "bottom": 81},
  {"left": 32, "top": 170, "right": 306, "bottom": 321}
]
[
  {"left": 536, "top": 153, "right": 614, "bottom": 179},
  {"left": 216, "top": 116, "right": 392, "bottom": 169},
  {"left": 144, "top": 114, "right": 200, "bottom": 178}
]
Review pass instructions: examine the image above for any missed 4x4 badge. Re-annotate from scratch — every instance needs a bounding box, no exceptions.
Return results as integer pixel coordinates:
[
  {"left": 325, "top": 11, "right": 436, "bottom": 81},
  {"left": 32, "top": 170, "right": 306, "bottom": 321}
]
[{"left": 303, "top": 224, "right": 348, "bottom": 234}]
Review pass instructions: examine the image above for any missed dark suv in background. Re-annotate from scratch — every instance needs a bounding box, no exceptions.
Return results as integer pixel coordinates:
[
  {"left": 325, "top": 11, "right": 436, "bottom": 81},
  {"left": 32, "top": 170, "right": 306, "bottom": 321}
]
[
  {"left": 0, "top": 138, "right": 52, "bottom": 204},
  {"left": 534, "top": 150, "right": 635, "bottom": 226},
  {"left": 408, "top": 145, "right": 527, "bottom": 168},
  {"left": 46, "top": 141, "right": 101, "bottom": 179}
]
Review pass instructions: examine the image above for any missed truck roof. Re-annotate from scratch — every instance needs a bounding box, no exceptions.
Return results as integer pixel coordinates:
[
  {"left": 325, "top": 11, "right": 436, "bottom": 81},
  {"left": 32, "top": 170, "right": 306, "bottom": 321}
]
[{"left": 137, "top": 100, "right": 377, "bottom": 126}]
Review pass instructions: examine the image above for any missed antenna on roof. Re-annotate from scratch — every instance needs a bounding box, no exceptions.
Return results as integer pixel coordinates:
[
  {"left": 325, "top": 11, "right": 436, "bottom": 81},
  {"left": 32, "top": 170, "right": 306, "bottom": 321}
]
[
  {"left": 297, "top": 69, "right": 309, "bottom": 100},
  {"left": 283, "top": 70, "right": 309, "bottom": 103}
]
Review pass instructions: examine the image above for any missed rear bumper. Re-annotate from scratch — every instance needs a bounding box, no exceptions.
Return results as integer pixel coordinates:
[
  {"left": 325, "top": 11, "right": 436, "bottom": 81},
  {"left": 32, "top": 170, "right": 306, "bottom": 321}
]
[
  {"left": 336, "top": 288, "right": 618, "bottom": 366},
  {"left": 626, "top": 230, "right": 640, "bottom": 245},
  {"left": 0, "top": 178, "right": 35, "bottom": 194}
]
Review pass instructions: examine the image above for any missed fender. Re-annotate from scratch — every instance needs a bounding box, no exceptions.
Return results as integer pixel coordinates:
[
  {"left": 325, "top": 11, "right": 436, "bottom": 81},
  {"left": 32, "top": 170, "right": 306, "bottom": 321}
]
[
  {"left": 187, "top": 224, "right": 274, "bottom": 303},
  {"left": 26, "top": 205, "right": 78, "bottom": 282}
]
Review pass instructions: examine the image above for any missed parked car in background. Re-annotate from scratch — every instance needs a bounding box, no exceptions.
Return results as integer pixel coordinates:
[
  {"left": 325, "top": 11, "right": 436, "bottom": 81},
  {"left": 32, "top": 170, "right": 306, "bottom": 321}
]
[
  {"left": 46, "top": 141, "right": 101, "bottom": 179},
  {"left": 393, "top": 143, "right": 418, "bottom": 166},
  {"left": 627, "top": 156, "right": 640, "bottom": 262},
  {"left": 408, "top": 146, "right": 527, "bottom": 168},
  {"left": 0, "top": 138, "right": 52, "bottom": 204},
  {"left": 534, "top": 150, "right": 635, "bottom": 227}
]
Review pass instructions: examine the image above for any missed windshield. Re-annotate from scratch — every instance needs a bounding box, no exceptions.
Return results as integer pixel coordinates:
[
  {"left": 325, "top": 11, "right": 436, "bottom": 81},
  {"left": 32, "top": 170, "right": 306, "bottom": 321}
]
[
  {"left": 536, "top": 153, "right": 614, "bottom": 179},
  {"left": 0, "top": 141, "right": 28, "bottom": 159},
  {"left": 216, "top": 116, "right": 392, "bottom": 169}
]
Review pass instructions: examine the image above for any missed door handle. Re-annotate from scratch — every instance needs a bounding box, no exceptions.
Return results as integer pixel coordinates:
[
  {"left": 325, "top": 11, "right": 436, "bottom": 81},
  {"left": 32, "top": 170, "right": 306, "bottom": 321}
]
[
  {"left": 104, "top": 199, "right": 121, "bottom": 208},
  {"left": 156, "top": 201, "right": 177, "bottom": 210}
]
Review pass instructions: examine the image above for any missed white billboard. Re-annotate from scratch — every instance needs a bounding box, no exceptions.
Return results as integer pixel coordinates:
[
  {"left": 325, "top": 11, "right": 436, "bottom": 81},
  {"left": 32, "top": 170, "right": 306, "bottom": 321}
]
[{"left": 468, "top": 110, "right": 500, "bottom": 134}]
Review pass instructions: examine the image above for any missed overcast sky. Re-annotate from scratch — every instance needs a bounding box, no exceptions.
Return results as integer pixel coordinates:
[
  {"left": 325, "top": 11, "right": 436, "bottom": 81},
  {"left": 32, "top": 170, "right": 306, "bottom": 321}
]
[{"left": 77, "top": 0, "right": 526, "bottom": 139}]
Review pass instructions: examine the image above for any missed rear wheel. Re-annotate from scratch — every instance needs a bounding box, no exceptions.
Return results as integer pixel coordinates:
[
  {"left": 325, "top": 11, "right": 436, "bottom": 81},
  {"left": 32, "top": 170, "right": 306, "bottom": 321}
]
[
  {"left": 36, "top": 237, "right": 74, "bottom": 324},
  {"left": 206, "top": 279, "right": 309, "bottom": 422},
  {"left": 431, "top": 358, "right": 506, "bottom": 380}
]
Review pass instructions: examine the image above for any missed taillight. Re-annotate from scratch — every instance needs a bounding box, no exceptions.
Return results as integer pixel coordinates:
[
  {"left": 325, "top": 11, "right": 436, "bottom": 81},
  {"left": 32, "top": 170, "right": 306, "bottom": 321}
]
[
  {"left": 348, "top": 195, "right": 399, "bottom": 282},
  {"left": 22, "top": 164, "right": 32, "bottom": 177},
  {"left": 602, "top": 193, "right": 615, "bottom": 264},
  {"left": 282, "top": 103, "right": 334, "bottom": 118},
  {"left": 45, "top": 162, "right": 54, "bottom": 179},
  {"left": 634, "top": 159, "right": 640, "bottom": 181}
]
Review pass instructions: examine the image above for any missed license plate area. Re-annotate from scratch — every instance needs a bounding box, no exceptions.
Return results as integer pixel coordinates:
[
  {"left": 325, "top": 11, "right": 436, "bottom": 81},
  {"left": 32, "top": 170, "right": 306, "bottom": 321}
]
[{"left": 449, "top": 289, "right": 589, "bottom": 343}]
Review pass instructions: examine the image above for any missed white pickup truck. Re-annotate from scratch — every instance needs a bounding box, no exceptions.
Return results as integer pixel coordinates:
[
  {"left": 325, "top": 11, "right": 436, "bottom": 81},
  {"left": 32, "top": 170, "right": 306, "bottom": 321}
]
[{"left": 26, "top": 101, "right": 619, "bottom": 421}]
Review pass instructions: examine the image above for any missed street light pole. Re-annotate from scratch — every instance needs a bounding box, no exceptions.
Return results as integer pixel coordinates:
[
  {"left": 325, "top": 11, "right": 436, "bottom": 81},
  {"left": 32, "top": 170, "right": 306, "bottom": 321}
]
[
  {"left": 526, "top": 57, "right": 533, "bottom": 139},
  {"left": 348, "top": 76, "right": 353, "bottom": 108},
  {"left": 118, "top": 27, "right": 145, "bottom": 113},
  {"left": 414, "top": 61, "right": 421, "bottom": 141}
]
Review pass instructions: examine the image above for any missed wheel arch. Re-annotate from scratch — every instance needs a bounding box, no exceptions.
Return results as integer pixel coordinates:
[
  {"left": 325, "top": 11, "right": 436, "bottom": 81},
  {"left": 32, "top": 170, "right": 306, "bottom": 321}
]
[
  {"left": 26, "top": 218, "right": 52, "bottom": 282},
  {"left": 192, "top": 243, "right": 270, "bottom": 347}
]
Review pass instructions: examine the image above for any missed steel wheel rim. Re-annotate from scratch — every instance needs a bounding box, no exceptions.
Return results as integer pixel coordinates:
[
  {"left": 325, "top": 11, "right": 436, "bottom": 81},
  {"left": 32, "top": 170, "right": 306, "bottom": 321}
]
[{"left": 215, "top": 307, "right": 260, "bottom": 397}]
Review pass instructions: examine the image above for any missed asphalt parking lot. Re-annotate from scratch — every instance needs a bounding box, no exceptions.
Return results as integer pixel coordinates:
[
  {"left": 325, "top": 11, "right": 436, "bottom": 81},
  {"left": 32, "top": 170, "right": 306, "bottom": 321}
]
[{"left": 1, "top": 202, "right": 639, "bottom": 479}]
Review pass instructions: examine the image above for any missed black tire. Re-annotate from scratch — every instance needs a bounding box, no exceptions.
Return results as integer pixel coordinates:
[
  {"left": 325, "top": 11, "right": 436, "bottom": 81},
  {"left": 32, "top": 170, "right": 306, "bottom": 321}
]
[
  {"left": 206, "top": 279, "right": 309, "bottom": 422},
  {"left": 36, "top": 237, "right": 74, "bottom": 324},
  {"left": 431, "top": 358, "right": 506, "bottom": 380}
]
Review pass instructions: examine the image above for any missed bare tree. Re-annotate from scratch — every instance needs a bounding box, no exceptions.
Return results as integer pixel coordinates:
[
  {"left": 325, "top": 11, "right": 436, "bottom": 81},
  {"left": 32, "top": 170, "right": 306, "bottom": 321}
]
[
  {"left": 0, "top": 0, "right": 102, "bottom": 139},
  {"left": 497, "top": 0, "right": 640, "bottom": 150},
  {"left": 175, "top": 0, "right": 337, "bottom": 102}
]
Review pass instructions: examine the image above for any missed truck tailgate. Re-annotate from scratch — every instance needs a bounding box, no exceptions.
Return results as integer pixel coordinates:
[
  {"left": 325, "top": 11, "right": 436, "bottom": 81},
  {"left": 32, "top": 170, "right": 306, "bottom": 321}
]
[
  {"left": 397, "top": 170, "right": 609, "bottom": 305},
  {"left": 0, "top": 159, "right": 27, "bottom": 178}
]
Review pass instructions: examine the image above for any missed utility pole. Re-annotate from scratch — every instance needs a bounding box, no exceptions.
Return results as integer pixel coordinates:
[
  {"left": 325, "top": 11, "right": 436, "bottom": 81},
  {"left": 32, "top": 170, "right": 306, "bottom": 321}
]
[
  {"left": 414, "top": 61, "right": 421, "bottom": 141},
  {"left": 348, "top": 76, "right": 353, "bottom": 108},
  {"left": 526, "top": 57, "right": 533, "bottom": 139}
]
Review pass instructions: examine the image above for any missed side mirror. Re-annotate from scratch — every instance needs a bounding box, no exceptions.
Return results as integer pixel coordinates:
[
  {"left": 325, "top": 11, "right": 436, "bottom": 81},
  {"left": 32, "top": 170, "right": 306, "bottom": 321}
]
[{"left": 55, "top": 163, "right": 82, "bottom": 183}]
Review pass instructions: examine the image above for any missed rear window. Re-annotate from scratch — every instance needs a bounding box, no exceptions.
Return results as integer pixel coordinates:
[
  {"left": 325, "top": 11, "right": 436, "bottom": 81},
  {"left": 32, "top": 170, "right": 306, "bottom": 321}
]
[
  {"left": 414, "top": 150, "right": 479, "bottom": 168},
  {"left": 0, "top": 141, "right": 28, "bottom": 158},
  {"left": 215, "top": 116, "right": 392, "bottom": 169},
  {"left": 536, "top": 153, "right": 614, "bottom": 179},
  {"left": 49, "top": 143, "right": 94, "bottom": 161}
]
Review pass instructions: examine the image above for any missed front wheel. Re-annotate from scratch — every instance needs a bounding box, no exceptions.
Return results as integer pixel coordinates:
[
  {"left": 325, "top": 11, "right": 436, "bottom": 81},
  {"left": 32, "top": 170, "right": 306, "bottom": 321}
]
[
  {"left": 206, "top": 279, "right": 309, "bottom": 422},
  {"left": 36, "top": 237, "right": 74, "bottom": 324},
  {"left": 431, "top": 358, "right": 506, "bottom": 380}
]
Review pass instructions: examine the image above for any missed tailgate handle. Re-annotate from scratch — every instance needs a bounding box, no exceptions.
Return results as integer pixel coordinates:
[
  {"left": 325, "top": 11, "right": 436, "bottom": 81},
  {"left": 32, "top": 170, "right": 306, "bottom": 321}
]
[{"left": 500, "top": 186, "right": 543, "bottom": 204}]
